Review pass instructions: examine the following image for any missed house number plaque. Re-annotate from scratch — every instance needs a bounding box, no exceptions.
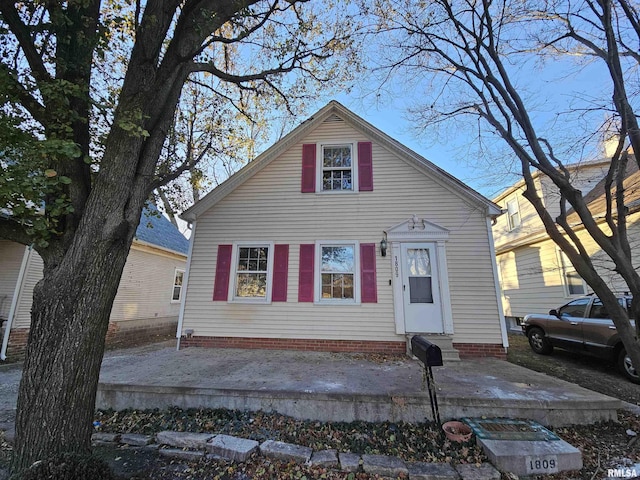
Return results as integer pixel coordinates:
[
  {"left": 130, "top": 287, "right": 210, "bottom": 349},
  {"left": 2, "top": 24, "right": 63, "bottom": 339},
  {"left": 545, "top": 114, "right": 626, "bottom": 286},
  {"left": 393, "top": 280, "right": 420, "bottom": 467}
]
[
  {"left": 394, "top": 256, "right": 399, "bottom": 277},
  {"left": 525, "top": 455, "right": 558, "bottom": 474}
]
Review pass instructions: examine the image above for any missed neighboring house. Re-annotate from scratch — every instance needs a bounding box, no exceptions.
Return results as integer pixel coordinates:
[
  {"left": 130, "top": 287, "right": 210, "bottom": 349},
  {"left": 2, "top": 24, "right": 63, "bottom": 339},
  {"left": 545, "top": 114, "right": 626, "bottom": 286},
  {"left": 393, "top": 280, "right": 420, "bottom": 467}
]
[
  {"left": 0, "top": 207, "right": 189, "bottom": 360},
  {"left": 492, "top": 157, "right": 638, "bottom": 331},
  {"left": 178, "top": 101, "right": 508, "bottom": 359}
]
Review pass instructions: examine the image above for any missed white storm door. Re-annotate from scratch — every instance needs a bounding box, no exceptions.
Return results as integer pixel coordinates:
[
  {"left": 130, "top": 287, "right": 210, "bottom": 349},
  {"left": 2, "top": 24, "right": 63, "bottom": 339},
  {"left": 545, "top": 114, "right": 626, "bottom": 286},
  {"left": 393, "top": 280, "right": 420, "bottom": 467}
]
[{"left": 401, "top": 243, "right": 443, "bottom": 333}]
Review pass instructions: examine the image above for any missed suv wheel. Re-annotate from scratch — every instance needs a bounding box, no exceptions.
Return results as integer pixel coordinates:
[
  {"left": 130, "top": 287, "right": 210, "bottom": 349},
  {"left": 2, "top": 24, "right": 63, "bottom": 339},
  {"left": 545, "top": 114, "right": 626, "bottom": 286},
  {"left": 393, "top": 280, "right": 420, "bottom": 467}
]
[
  {"left": 527, "top": 327, "right": 553, "bottom": 355},
  {"left": 618, "top": 349, "right": 640, "bottom": 384}
]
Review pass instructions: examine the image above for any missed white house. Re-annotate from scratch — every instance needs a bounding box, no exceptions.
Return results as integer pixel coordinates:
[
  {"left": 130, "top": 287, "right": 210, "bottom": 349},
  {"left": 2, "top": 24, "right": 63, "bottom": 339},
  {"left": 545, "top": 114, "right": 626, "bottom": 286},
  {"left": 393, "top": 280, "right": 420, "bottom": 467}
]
[{"left": 178, "top": 101, "right": 507, "bottom": 358}]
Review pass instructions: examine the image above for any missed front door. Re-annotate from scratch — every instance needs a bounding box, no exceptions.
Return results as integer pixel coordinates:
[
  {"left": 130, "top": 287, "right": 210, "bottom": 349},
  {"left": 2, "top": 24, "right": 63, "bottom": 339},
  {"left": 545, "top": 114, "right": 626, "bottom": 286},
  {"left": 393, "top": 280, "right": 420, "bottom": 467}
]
[{"left": 401, "top": 243, "right": 443, "bottom": 333}]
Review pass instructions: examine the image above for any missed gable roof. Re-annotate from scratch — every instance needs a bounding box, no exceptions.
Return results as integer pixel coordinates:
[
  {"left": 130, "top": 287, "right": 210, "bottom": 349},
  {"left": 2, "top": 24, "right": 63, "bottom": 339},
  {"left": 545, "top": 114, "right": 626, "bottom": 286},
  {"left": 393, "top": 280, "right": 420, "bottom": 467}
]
[
  {"left": 135, "top": 205, "right": 189, "bottom": 255},
  {"left": 181, "top": 101, "right": 501, "bottom": 222}
]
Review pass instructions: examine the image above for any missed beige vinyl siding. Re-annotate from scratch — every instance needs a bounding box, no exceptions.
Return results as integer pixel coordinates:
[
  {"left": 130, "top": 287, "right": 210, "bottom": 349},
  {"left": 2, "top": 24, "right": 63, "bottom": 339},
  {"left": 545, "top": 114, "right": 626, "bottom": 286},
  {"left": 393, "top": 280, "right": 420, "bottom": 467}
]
[
  {"left": 497, "top": 214, "right": 640, "bottom": 317},
  {"left": 183, "top": 118, "right": 502, "bottom": 344},
  {"left": 14, "top": 248, "right": 43, "bottom": 329},
  {"left": 11, "top": 242, "right": 186, "bottom": 330},
  {"left": 104, "top": 245, "right": 185, "bottom": 325},
  {"left": 0, "top": 241, "right": 26, "bottom": 319},
  {"left": 493, "top": 178, "right": 546, "bottom": 251},
  {"left": 493, "top": 163, "right": 609, "bottom": 252}
]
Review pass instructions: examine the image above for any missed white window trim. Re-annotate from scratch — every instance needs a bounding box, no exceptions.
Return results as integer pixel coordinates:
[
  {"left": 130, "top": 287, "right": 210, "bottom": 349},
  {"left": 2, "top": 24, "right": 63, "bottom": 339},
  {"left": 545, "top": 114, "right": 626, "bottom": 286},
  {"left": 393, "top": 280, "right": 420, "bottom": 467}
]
[
  {"left": 314, "top": 240, "right": 361, "bottom": 304},
  {"left": 229, "top": 242, "right": 275, "bottom": 304},
  {"left": 556, "top": 248, "right": 588, "bottom": 297},
  {"left": 171, "top": 268, "right": 185, "bottom": 303},
  {"left": 315, "top": 142, "right": 359, "bottom": 193},
  {"left": 506, "top": 196, "right": 521, "bottom": 231}
]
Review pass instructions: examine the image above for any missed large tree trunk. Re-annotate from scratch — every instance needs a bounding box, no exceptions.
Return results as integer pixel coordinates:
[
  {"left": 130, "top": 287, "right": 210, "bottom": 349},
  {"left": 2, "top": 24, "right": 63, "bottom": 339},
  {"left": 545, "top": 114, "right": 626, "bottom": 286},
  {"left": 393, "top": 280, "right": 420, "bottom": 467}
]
[{"left": 11, "top": 211, "right": 139, "bottom": 472}]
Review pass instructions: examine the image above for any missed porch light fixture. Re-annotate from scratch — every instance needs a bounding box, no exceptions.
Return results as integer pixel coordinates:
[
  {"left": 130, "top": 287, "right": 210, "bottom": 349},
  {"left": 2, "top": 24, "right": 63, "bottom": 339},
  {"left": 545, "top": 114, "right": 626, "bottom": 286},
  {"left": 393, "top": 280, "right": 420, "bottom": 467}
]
[{"left": 380, "top": 236, "right": 388, "bottom": 257}]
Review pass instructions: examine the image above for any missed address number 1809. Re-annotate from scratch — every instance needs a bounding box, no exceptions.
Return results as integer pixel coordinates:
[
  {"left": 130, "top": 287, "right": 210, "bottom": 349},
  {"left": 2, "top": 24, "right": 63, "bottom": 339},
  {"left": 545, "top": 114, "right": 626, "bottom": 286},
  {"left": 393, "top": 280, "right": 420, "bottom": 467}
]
[{"left": 526, "top": 455, "right": 559, "bottom": 474}]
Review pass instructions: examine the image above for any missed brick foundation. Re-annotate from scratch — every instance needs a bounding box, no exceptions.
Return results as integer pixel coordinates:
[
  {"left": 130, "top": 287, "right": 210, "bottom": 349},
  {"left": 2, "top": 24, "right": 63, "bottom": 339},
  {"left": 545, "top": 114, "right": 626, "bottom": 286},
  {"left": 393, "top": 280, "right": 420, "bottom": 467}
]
[
  {"left": 3, "top": 321, "right": 177, "bottom": 361},
  {"left": 180, "top": 336, "right": 407, "bottom": 355},
  {"left": 4, "top": 328, "right": 29, "bottom": 361},
  {"left": 104, "top": 321, "right": 177, "bottom": 350},
  {"left": 453, "top": 342, "right": 507, "bottom": 359}
]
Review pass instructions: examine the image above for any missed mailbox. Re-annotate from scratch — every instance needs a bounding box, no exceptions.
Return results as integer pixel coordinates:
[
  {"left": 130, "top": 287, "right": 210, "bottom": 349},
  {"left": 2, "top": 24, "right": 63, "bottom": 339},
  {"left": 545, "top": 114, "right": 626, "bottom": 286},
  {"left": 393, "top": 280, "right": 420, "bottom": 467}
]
[{"left": 411, "top": 336, "right": 443, "bottom": 367}]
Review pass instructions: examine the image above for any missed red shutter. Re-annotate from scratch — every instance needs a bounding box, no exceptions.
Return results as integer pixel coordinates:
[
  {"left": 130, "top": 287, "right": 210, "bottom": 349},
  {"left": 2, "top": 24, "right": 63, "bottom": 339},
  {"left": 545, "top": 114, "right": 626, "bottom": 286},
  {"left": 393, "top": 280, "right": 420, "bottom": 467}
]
[
  {"left": 360, "top": 243, "right": 377, "bottom": 303},
  {"left": 212, "top": 244, "right": 233, "bottom": 301},
  {"left": 358, "top": 142, "right": 373, "bottom": 191},
  {"left": 272, "top": 244, "right": 289, "bottom": 302},
  {"left": 298, "top": 244, "right": 315, "bottom": 302},
  {"left": 301, "top": 144, "right": 316, "bottom": 193}
]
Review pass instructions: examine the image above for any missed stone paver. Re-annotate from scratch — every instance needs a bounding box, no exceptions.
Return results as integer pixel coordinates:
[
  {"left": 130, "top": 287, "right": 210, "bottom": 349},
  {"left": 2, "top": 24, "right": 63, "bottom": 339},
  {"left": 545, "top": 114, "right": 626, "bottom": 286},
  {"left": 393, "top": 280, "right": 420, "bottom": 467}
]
[
  {"left": 156, "top": 431, "right": 213, "bottom": 450},
  {"left": 259, "top": 440, "right": 312, "bottom": 463},
  {"left": 309, "top": 449, "right": 339, "bottom": 468},
  {"left": 455, "top": 462, "right": 501, "bottom": 480},
  {"left": 339, "top": 452, "right": 361, "bottom": 472},
  {"left": 362, "top": 454, "right": 408, "bottom": 478},
  {"left": 120, "top": 433, "right": 154, "bottom": 446},
  {"left": 207, "top": 434, "right": 259, "bottom": 462},
  {"left": 407, "top": 461, "right": 460, "bottom": 479},
  {"left": 92, "top": 432, "right": 120, "bottom": 443},
  {"left": 159, "top": 448, "right": 205, "bottom": 461}
]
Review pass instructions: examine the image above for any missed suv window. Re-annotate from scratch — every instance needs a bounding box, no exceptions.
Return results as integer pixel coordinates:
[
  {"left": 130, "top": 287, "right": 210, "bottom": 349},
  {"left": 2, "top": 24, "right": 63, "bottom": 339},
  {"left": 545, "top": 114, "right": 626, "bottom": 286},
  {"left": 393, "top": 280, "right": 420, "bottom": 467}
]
[
  {"left": 558, "top": 298, "right": 590, "bottom": 317},
  {"left": 589, "top": 299, "right": 609, "bottom": 319}
]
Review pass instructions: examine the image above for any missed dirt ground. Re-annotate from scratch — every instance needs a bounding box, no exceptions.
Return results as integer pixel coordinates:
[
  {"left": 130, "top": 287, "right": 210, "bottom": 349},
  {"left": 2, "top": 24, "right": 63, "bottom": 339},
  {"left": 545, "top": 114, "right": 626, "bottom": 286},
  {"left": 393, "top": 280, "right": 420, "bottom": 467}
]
[{"left": 507, "top": 333, "right": 640, "bottom": 406}]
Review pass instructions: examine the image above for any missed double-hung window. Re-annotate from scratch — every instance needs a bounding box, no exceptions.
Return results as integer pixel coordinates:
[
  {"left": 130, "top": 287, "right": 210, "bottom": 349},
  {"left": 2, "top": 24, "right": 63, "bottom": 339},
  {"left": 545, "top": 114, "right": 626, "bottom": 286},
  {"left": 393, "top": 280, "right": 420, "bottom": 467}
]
[
  {"left": 320, "top": 144, "right": 355, "bottom": 192},
  {"left": 506, "top": 197, "right": 521, "bottom": 231},
  {"left": 171, "top": 269, "right": 185, "bottom": 303},
  {"left": 233, "top": 244, "right": 273, "bottom": 301},
  {"left": 316, "top": 242, "right": 360, "bottom": 303}
]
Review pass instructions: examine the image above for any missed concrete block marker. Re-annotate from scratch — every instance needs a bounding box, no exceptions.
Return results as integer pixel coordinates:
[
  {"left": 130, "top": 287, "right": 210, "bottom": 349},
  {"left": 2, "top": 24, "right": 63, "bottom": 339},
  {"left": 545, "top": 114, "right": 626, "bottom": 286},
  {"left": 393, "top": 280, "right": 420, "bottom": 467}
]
[
  {"left": 455, "top": 462, "right": 501, "bottom": 480},
  {"left": 159, "top": 448, "right": 205, "bottom": 461},
  {"left": 120, "top": 433, "right": 154, "bottom": 446},
  {"left": 259, "top": 439, "right": 312, "bottom": 463},
  {"left": 362, "top": 454, "right": 408, "bottom": 478},
  {"left": 478, "top": 438, "right": 582, "bottom": 476},
  {"left": 338, "top": 452, "right": 361, "bottom": 472},
  {"left": 207, "top": 434, "right": 259, "bottom": 462},
  {"left": 407, "top": 461, "right": 460, "bottom": 479},
  {"left": 463, "top": 417, "right": 582, "bottom": 476},
  {"left": 309, "top": 449, "right": 339, "bottom": 468},
  {"left": 156, "top": 431, "right": 214, "bottom": 450}
]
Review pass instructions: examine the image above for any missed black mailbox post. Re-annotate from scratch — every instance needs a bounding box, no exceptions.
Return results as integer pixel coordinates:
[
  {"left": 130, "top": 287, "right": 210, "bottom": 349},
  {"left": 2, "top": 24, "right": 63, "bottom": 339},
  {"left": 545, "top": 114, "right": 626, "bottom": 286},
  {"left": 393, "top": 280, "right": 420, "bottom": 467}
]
[{"left": 411, "top": 335, "right": 443, "bottom": 426}]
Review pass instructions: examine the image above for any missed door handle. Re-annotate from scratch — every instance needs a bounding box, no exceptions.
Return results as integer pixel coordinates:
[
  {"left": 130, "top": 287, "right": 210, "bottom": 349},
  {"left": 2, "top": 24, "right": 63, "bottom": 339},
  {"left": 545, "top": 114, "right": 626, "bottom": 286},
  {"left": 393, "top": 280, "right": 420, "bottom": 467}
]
[
  {"left": 570, "top": 322, "right": 578, "bottom": 325},
  {"left": 609, "top": 326, "right": 616, "bottom": 330}
]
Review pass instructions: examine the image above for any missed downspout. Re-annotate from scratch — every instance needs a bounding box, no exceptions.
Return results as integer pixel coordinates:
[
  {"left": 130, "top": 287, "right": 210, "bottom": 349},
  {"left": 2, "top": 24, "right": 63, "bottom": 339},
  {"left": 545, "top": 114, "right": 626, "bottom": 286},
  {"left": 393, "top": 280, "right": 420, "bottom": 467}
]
[
  {"left": 176, "top": 220, "right": 197, "bottom": 351},
  {"left": 1, "top": 245, "right": 32, "bottom": 360},
  {"left": 486, "top": 216, "right": 509, "bottom": 348}
]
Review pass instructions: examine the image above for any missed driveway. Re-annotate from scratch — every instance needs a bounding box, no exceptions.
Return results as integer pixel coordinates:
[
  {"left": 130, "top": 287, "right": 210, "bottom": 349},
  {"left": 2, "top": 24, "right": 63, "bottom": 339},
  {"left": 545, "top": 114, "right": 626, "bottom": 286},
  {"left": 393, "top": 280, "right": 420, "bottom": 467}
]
[{"left": 507, "top": 334, "right": 640, "bottom": 407}]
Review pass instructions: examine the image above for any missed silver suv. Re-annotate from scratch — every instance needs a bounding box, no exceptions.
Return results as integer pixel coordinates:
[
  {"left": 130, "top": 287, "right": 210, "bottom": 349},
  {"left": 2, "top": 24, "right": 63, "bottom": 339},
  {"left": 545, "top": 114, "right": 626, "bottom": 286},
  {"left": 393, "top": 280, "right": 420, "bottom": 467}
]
[{"left": 522, "top": 295, "right": 639, "bottom": 384}]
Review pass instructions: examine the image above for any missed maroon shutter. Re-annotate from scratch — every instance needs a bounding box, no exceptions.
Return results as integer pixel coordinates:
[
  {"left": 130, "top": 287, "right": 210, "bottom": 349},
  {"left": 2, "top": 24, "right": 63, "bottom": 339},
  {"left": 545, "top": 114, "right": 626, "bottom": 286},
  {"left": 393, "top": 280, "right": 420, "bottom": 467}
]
[
  {"left": 360, "top": 243, "right": 377, "bottom": 303},
  {"left": 358, "top": 142, "right": 373, "bottom": 191},
  {"left": 212, "top": 244, "right": 233, "bottom": 301},
  {"left": 298, "top": 244, "right": 315, "bottom": 302},
  {"left": 272, "top": 244, "right": 289, "bottom": 302},
  {"left": 301, "top": 144, "right": 316, "bottom": 193}
]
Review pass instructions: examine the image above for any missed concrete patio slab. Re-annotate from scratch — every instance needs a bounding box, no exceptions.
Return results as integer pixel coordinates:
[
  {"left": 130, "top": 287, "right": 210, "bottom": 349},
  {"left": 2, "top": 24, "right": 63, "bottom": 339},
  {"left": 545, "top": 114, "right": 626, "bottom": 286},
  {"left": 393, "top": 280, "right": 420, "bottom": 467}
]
[{"left": 94, "top": 344, "right": 620, "bottom": 426}]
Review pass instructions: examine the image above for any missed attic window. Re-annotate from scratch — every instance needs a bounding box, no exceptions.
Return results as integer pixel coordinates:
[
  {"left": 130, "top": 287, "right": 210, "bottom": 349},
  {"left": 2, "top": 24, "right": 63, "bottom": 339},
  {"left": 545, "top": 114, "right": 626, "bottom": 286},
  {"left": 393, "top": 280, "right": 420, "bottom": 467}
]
[{"left": 322, "top": 145, "right": 353, "bottom": 191}]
